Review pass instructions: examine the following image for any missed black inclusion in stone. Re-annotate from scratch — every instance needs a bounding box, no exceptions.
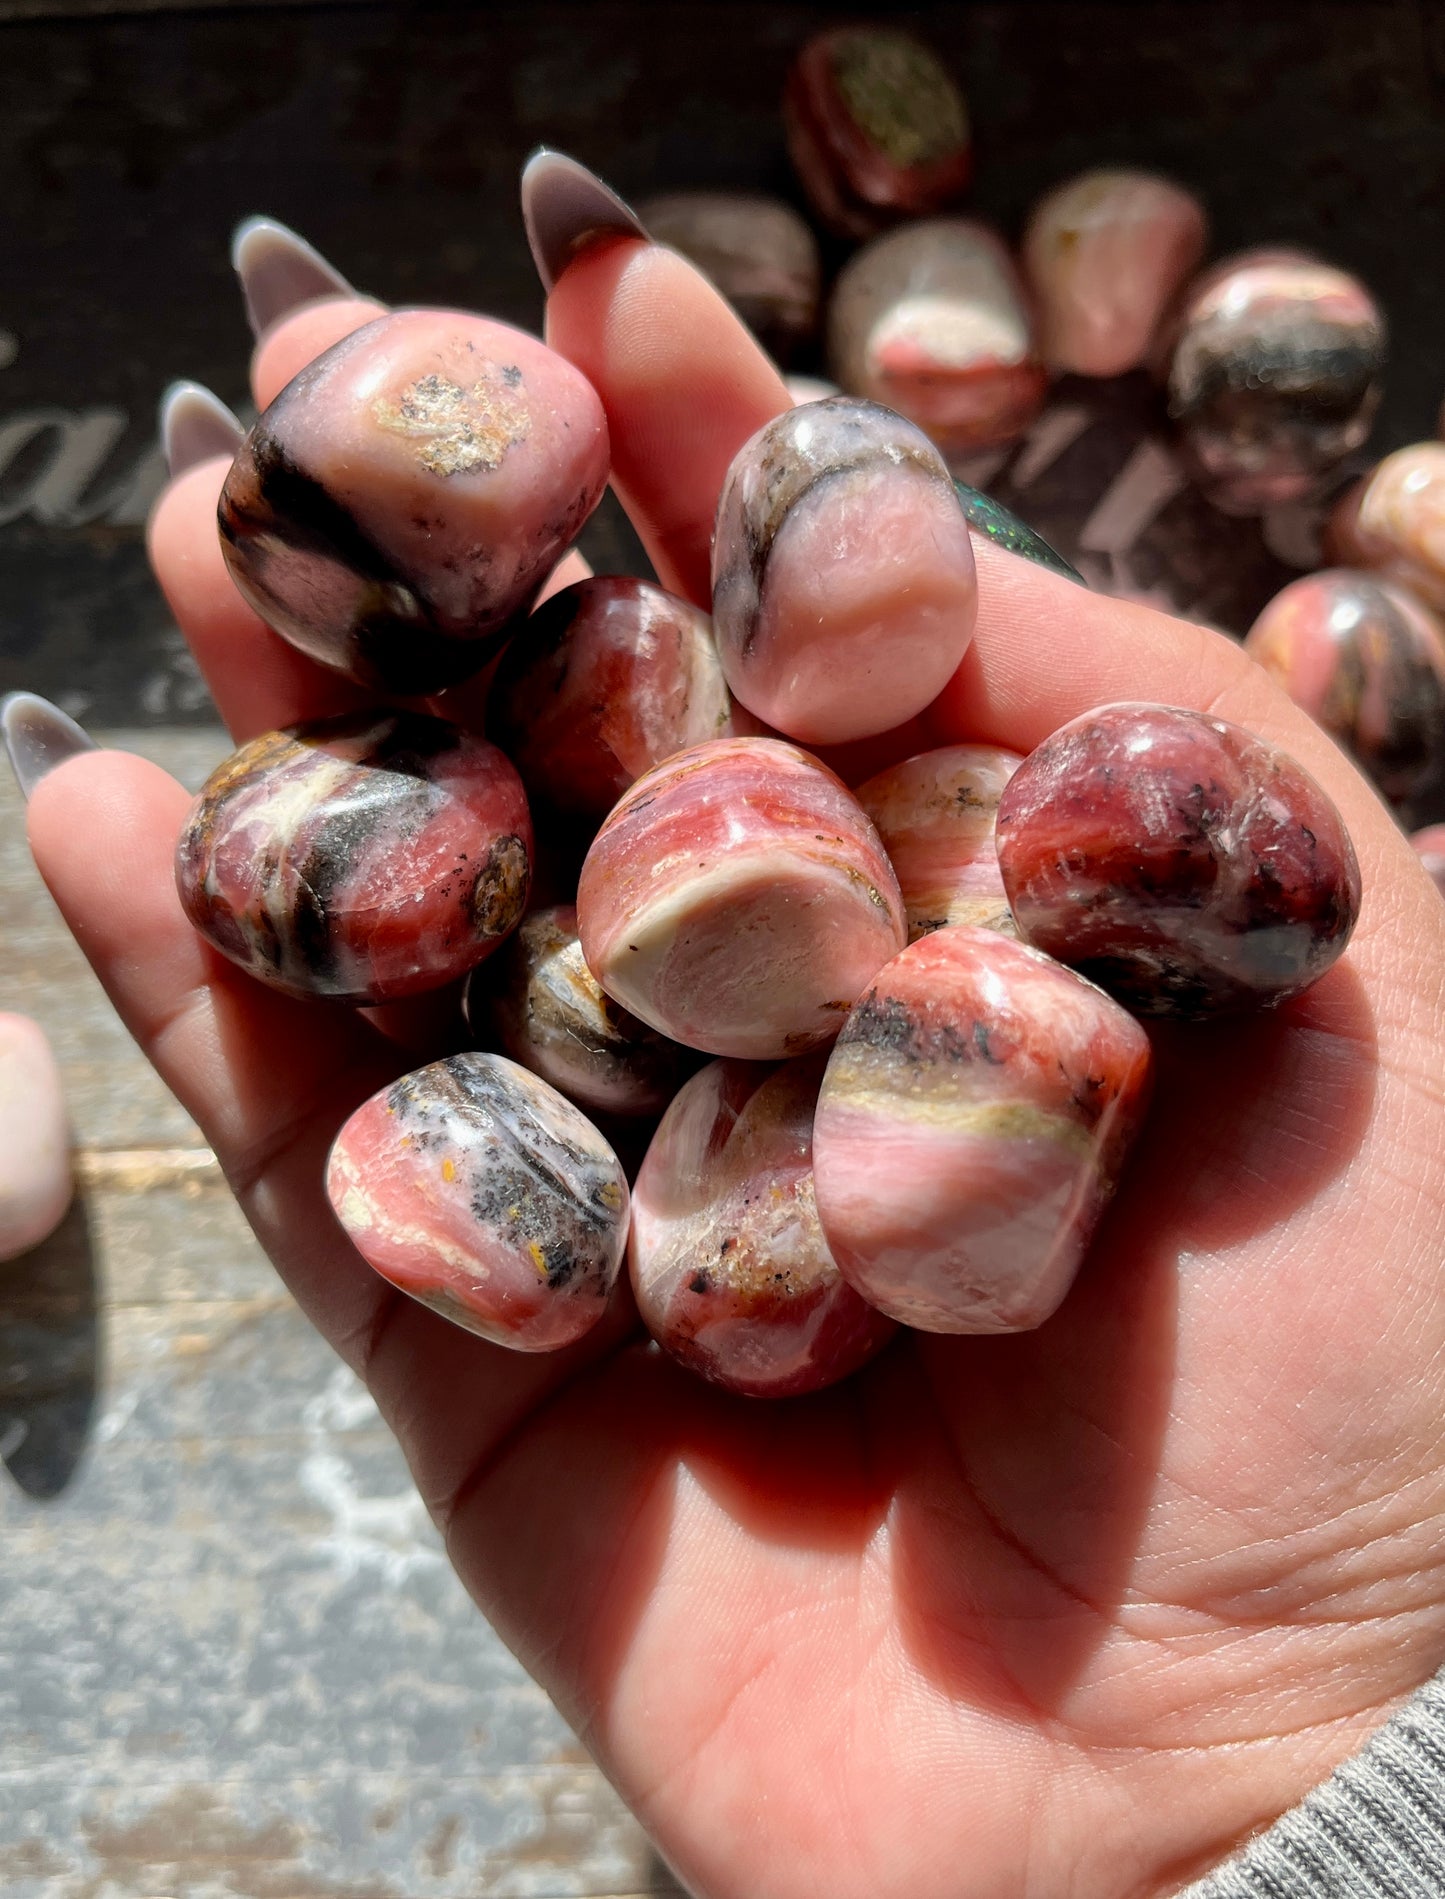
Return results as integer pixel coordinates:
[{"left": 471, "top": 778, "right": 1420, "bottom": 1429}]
[{"left": 953, "top": 482, "right": 1083, "bottom": 583}]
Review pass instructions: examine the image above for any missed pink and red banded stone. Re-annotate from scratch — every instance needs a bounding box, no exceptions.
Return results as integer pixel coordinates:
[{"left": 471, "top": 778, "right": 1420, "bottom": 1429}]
[
  {"left": 995, "top": 704, "right": 1361, "bottom": 1019},
  {"left": 711, "top": 398, "right": 977, "bottom": 745},
  {"left": 489, "top": 576, "right": 747, "bottom": 823},
  {"left": 828, "top": 220, "right": 1047, "bottom": 458},
  {"left": 856, "top": 744, "right": 1023, "bottom": 940},
  {"left": 327, "top": 1052, "right": 628, "bottom": 1350},
  {"left": 219, "top": 310, "right": 609, "bottom": 695},
  {"left": 176, "top": 711, "right": 531, "bottom": 1004},
  {"left": 472, "top": 904, "right": 696, "bottom": 1119},
  {"left": 813, "top": 928, "right": 1151, "bottom": 1334},
  {"left": 784, "top": 26, "right": 971, "bottom": 239},
  {"left": 576, "top": 737, "right": 906, "bottom": 1060},
  {"left": 1244, "top": 569, "right": 1445, "bottom": 807},
  {"left": 629, "top": 1056, "right": 895, "bottom": 1397}
]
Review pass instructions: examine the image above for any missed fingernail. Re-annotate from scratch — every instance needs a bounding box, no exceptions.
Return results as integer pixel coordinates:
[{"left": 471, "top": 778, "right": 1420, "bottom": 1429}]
[
  {"left": 953, "top": 482, "right": 1086, "bottom": 584},
  {"left": 521, "top": 149, "right": 648, "bottom": 294},
  {"left": 231, "top": 215, "right": 353, "bottom": 338},
  {"left": 2, "top": 694, "right": 96, "bottom": 802},
  {"left": 159, "top": 380, "right": 245, "bottom": 477}
]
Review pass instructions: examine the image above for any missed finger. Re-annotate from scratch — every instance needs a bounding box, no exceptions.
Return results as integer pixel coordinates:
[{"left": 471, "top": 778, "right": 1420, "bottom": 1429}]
[
  {"left": 25, "top": 747, "right": 639, "bottom": 1503},
  {"left": 544, "top": 239, "right": 791, "bottom": 605},
  {"left": 148, "top": 459, "right": 374, "bottom": 741},
  {"left": 251, "top": 295, "right": 388, "bottom": 408}
]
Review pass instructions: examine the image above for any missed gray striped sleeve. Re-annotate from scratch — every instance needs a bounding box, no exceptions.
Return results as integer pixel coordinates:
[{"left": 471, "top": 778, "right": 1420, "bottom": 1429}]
[{"left": 1184, "top": 1671, "right": 1445, "bottom": 1897}]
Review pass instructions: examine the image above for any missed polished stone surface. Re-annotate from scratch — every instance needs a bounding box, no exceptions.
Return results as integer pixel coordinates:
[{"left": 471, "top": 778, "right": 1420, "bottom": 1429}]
[
  {"left": 828, "top": 218, "right": 1047, "bottom": 457},
  {"left": 176, "top": 711, "right": 532, "bottom": 1004},
  {"left": 472, "top": 904, "right": 696, "bottom": 1118},
  {"left": 952, "top": 481, "right": 1083, "bottom": 581},
  {"left": 0, "top": 1013, "right": 72, "bottom": 1264},
  {"left": 1327, "top": 442, "right": 1445, "bottom": 614},
  {"left": 1244, "top": 567, "right": 1445, "bottom": 808},
  {"left": 784, "top": 24, "right": 970, "bottom": 238},
  {"left": 711, "top": 396, "right": 977, "bottom": 743},
  {"left": 856, "top": 744, "right": 1023, "bottom": 941},
  {"left": 576, "top": 737, "right": 906, "bottom": 1060},
  {"left": 489, "top": 576, "right": 744, "bottom": 822},
  {"left": 327, "top": 1052, "right": 628, "bottom": 1349},
  {"left": 1165, "top": 248, "right": 1386, "bottom": 515},
  {"left": 1022, "top": 168, "right": 1207, "bottom": 378},
  {"left": 219, "top": 309, "right": 610, "bottom": 693},
  {"left": 996, "top": 702, "right": 1362, "bottom": 1017},
  {"left": 637, "top": 191, "right": 821, "bottom": 363},
  {"left": 629, "top": 1055, "right": 895, "bottom": 1397},
  {"left": 814, "top": 927, "right": 1151, "bottom": 1333}
]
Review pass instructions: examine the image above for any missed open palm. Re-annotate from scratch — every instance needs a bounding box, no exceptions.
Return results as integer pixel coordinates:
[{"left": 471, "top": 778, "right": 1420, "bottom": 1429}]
[{"left": 23, "top": 221, "right": 1445, "bottom": 1899}]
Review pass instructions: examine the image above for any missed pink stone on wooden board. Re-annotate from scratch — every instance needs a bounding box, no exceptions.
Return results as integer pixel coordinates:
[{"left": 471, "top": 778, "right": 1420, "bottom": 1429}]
[
  {"left": 470, "top": 904, "right": 697, "bottom": 1118},
  {"left": 1165, "top": 250, "right": 1386, "bottom": 516},
  {"left": 1021, "top": 169, "right": 1207, "bottom": 378},
  {"left": 176, "top": 712, "right": 532, "bottom": 1004},
  {"left": 630, "top": 1056, "right": 895, "bottom": 1397},
  {"left": 1411, "top": 824, "right": 1445, "bottom": 899},
  {"left": 576, "top": 737, "right": 906, "bottom": 1060},
  {"left": 1326, "top": 445, "right": 1445, "bottom": 613},
  {"left": 218, "top": 310, "right": 610, "bottom": 694},
  {"left": 828, "top": 220, "right": 1047, "bottom": 457},
  {"left": 711, "top": 398, "right": 977, "bottom": 744},
  {"left": 488, "top": 577, "right": 745, "bottom": 822},
  {"left": 996, "top": 703, "right": 1362, "bottom": 1018},
  {"left": 814, "top": 928, "right": 1151, "bottom": 1333},
  {"left": 636, "top": 192, "right": 821, "bottom": 364},
  {"left": 784, "top": 26, "right": 971, "bottom": 239},
  {"left": 1244, "top": 568, "right": 1445, "bottom": 806},
  {"left": 0, "top": 1015, "right": 72, "bottom": 1264},
  {"left": 856, "top": 744, "right": 1023, "bottom": 940},
  {"left": 327, "top": 1052, "right": 628, "bottom": 1349}
]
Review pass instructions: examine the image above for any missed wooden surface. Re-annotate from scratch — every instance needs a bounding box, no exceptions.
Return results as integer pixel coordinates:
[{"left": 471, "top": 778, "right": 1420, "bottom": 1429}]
[{"left": 0, "top": 733, "right": 684, "bottom": 1897}]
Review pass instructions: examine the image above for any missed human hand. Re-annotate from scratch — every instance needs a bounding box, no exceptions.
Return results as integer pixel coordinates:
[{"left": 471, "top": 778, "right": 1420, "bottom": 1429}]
[{"left": 12, "top": 165, "right": 1445, "bottom": 1899}]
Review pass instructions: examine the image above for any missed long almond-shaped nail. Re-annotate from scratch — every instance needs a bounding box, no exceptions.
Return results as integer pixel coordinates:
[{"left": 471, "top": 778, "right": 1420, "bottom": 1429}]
[
  {"left": 521, "top": 149, "right": 648, "bottom": 294},
  {"left": 953, "top": 482, "right": 1085, "bottom": 584},
  {"left": 231, "top": 215, "right": 353, "bottom": 338},
  {"left": 1, "top": 694, "right": 95, "bottom": 801},
  {"left": 159, "top": 380, "right": 245, "bottom": 477}
]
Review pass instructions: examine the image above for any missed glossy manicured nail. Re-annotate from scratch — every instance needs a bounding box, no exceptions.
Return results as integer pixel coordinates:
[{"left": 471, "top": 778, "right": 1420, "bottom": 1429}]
[
  {"left": 2, "top": 694, "right": 96, "bottom": 801},
  {"left": 159, "top": 380, "right": 245, "bottom": 477},
  {"left": 521, "top": 149, "right": 648, "bottom": 293},
  {"left": 231, "top": 215, "right": 353, "bottom": 338},
  {"left": 953, "top": 482, "right": 1085, "bottom": 584}
]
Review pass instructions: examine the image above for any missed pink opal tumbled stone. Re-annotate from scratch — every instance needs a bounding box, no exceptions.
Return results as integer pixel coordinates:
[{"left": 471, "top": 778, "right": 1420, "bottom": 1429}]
[
  {"left": 813, "top": 928, "right": 1151, "bottom": 1334},
  {"left": 1244, "top": 569, "right": 1445, "bottom": 805},
  {"left": 711, "top": 398, "right": 977, "bottom": 744},
  {"left": 630, "top": 1056, "right": 895, "bottom": 1397},
  {"left": 1165, "top": 250, "right": 1386, "bottom": 515},
  {"left": 784, "top": 26, "right": 971, "bottom": 239},
  {"left": 1326, "top": 445, "right": 1445, "bottom": 614},
  {"left": 828, "top": 220, "right": 1047, "bottom": 456},
  {"left": 489, "top": 576, "right": 745, "bottom": 822},
  {"left": 327, "top": 1052, "right": 628, "bottom": 1349},
  {"left": 472, "top": 904, "right": 696, "bottom": 1118},
  {"left": 996, "top": 703, "right": 1362, "bottom": 1018},
  {"left": 176, "top": 711, "right": 532, "bottom": 1004},
  {"left": 219, "top": 310, "right": 610, "bottom": 694},
  {"left": 856, "top": 744, "right": 1023, "bottom": 940},
  {"left": 0, "top": 1015, "right": 72, "bottom": 1264},
  {"left": 1022, "top": 169, "right": 1207, "bottom": 378},
  {"left": 576, "top": 737, "right": 906, "bottom": 1060},
  {"left": 1410, "top": 824, "right": 1445, "bottom": 899}
]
